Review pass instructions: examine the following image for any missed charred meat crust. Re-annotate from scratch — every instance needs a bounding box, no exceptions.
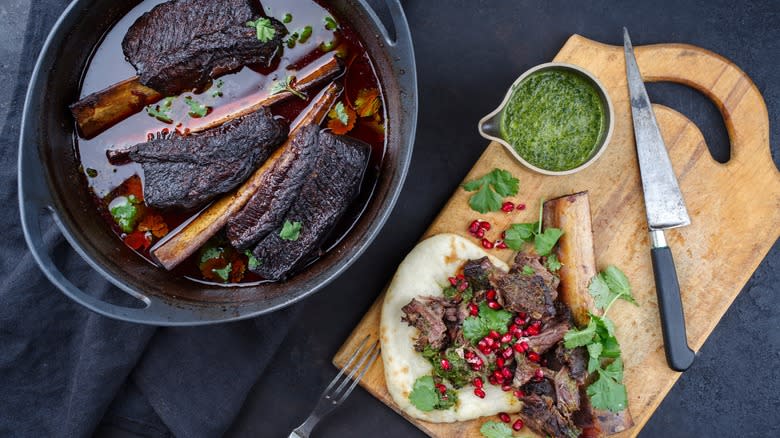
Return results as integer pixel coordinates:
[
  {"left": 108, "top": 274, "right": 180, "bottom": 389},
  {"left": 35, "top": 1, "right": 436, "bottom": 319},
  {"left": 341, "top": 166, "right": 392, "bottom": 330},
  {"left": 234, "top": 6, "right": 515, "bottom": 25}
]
[
  {"left": 495, "top": 252, "right": 560, "bottom": 319},
  {"left": 126, "top": 107, "right": 287, "bottom": 210},
  {"left": 226, "top": 124, "right": 320, "bottom": 250},
  {"left": 250, "top": 131, "right": 370, "bottom": 280},
  {"left": 122, "top": 0, "right": 286, "bottom": 96}
]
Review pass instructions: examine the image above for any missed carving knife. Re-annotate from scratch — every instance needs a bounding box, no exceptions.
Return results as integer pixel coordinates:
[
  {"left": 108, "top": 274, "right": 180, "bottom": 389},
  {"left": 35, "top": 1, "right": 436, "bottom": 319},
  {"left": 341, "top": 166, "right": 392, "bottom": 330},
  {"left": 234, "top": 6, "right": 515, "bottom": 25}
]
[{"left": 623, "top": 28, "right": 695, "bottom": 371}]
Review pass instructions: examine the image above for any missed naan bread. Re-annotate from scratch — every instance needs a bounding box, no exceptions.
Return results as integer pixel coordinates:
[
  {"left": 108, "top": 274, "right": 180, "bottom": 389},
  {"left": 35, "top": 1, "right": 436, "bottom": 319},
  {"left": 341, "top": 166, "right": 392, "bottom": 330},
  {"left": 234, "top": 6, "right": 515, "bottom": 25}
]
[{"left": 380, "top": 233, "right": 521, "bottom": 423}]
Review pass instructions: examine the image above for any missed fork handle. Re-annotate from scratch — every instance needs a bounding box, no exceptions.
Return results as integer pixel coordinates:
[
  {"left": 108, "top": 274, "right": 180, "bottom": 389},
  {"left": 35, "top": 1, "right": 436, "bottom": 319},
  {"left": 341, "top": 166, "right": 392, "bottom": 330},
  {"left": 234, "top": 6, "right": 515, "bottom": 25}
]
[{"left": 290, "top": 414, "right": 320, "bottom": 438}]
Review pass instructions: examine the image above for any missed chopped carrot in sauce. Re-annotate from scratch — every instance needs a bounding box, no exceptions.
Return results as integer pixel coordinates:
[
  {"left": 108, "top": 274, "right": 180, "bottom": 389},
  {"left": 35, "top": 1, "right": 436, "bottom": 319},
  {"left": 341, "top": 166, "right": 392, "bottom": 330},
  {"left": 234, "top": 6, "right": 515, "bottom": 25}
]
[
  {"left": 124, "top": 230, "right": 152, "bottom": 251},
  {"left": 354, "top": 88, "right": 381, "bottom": 118},
  {"left": 138, "top": 214, "right": 169, "bottom": 238}
]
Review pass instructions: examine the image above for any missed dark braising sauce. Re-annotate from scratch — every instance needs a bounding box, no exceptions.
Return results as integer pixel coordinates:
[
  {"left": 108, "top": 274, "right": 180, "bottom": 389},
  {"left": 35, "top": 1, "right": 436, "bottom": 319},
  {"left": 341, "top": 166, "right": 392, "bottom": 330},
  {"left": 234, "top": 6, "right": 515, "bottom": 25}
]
[{"left": 76, "top": 0, "right": 386, "bottom": 285}]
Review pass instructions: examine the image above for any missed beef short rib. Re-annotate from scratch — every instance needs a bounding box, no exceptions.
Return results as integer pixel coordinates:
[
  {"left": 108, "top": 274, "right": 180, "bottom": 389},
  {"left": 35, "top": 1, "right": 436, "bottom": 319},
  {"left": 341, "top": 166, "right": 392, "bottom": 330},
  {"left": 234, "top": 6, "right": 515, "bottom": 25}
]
[
  {"left": 124, "top": 107, "right": 287, "bottom": 210},
  {"left": 122, "top": 0, "right": 286, "bottom": 96},
  {"left": 226, "top": 124, "right": 320, "bottom": 250},
  {"left": 250, "top": 131, "right": 370, "bottom": 280}
]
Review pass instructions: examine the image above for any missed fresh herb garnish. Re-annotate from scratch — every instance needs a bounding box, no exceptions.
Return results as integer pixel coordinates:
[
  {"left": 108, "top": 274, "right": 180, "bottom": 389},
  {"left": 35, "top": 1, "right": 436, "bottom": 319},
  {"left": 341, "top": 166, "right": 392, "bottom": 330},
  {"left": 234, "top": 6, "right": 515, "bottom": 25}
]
[
  {"left": 183, "top": 96, "right": 209, "bottom": 117},
  {"left": 462, "top": 168, "right": 520, "bottom": 213},
  {"left": 282, "top": 13, "right": 293, "bottom": 23},
  {"left": 320, "top": 40, "right": 336, "bottom": 52},
  {"left": 546, "top": 253, "right": 562, "bottom": 272},
  {"left": 86, "top": 168, "right": 98, "bottom": 178},
  {"left": 279, "top": 220, "right": 302, "bottom": 241},
  {"left": 354, "top": 88, "right": 381, "bottom": 118},
  {"left": 563, "top": 266, "right": 636, "bottom": 412},
  {"left": 408, "top": 375, "right": 457, "bottom": 411},
  {"left": 463, "top": 301, "right": 512, "bottom": 344},
  {"left": 200, "top": 246, "right": 223, "bottom": 264},
  {"left": 145, "top": 97, "right": 174, "bottom": 123},
  {"left": 503, "top": 222, "right": 538, "bottom": 249},
  {"left": 286, "top": 32, "right": 299, "bottom": 48},
  {"left": 427, "top": 347, "right": 473, "bottom": 388},
  {"left": 332, "top": 101, "right": 349, "bottom": 124},
  {"left": 246, "top": 17, "right": 276, "bottom": 43},
  {"left": 269, "top": 75, "right": 307, "bottom": 100},
  {"left": 298, "top": 25, "right": 313, "bottom": 44},
  {"left": 109, "top": 196, "right": 140, "bottom": 233},
  {"left": 479, "top": 420, "right": 514, "bottom": 438},
  {"left": 534, "top": 227, "right": 564, "bottom": 257},
  {"left": 211, "top": 262, "right": 232, "bottom": 282},
  {"left": 502, "top": 199, "right": 562, "bottom": 256},
  {"left": 522, "top": 265, "right": 535, "bottom": 276},
  {"left": 324, "top": 16, "right": 338, "bottom": 30},
  {"left": 244, "top": 250, "right": 261, "bottom": 270},
  {"left": 211, "top": 79, "right": 224, "bottom": 98}
]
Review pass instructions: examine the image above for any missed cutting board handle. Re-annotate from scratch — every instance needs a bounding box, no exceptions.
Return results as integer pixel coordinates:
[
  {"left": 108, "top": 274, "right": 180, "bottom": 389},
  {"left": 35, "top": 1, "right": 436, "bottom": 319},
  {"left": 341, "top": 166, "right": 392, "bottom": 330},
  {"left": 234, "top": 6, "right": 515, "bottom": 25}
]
[{"left": 558, "top": 35, "right": 773, "bottom": 166}]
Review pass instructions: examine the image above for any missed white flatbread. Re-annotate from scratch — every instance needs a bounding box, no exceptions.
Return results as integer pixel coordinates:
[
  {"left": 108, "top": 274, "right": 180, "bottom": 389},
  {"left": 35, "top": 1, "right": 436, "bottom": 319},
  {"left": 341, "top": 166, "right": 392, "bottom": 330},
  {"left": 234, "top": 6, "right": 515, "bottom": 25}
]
[{"left": 380, "top": 233, "right": 522, "bottom": 423}]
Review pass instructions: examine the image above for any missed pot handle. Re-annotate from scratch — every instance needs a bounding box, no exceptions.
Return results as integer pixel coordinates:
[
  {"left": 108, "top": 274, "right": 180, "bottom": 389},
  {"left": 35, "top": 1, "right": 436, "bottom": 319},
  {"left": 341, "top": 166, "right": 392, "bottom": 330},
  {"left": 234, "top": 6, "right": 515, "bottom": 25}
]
[
  {"left": 364, "top": 0, "right": 413, "bottom": 49},
  {"left": 19, "top": 195, "right": 168, "bottom": 323}
]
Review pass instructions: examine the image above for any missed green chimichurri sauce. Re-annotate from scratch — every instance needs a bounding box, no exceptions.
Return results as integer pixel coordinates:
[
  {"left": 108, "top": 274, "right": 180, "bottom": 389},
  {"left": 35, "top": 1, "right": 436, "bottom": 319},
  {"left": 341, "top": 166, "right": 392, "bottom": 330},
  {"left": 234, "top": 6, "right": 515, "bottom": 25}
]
[{"left": 500, "top": 69, "right": 606, "bottom": 171}]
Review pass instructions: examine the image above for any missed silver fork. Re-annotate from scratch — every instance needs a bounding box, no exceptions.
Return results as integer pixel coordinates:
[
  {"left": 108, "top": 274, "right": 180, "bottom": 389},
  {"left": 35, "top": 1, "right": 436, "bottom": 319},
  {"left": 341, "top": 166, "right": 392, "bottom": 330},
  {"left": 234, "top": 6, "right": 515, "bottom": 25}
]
[{"left": 288, "top": 336, "right": 381, "bottom": 438}]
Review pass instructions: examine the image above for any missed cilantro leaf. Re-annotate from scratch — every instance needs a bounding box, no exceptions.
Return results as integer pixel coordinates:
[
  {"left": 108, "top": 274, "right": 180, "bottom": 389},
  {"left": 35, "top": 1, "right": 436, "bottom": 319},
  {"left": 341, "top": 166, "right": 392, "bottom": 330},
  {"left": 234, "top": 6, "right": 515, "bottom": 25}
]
[
  {"left": 462, "top": 302, "right": 512, "bottom": 344},
  {"left": 587, "top": 370, "right": 628, "bottom": 412},
  {"left": 279, "top": 220, "right": 302, "bottom": 241},
  {"left": 282, "top": 13, "right": 293, "bottom": 23},
  {"left": 468, "top": 183, "right": 503, "bottom": 214},
  {"left": 462, "top": 169, "right": 519, "bottom": 213},
  {"left": 503, "top": 222, "right": 537, "bottom": 250},
  {"left": 588, "top": 274, "right": 613, "bottom": 310},
  {"left": 200, "top": 246, "right": 224, "bottom": 264},
  {"left": 564, "top": 317, "right": 597, "bottom": 348},
  {"left": 269, "top": 75, "right": 307, "bottom": 100},
  {"left": 333, "top": 101, "right": 350, "bottom": 124},
  {"left": 86, "top": 168, "right": 98, "bottom": 178},
  {"left": 601, "top": 357, "right": 624, "bottom": 381},
  {"left": 522, "top": 265, "right": 535, "bottom": 276},
  {"left": 247, "top": 18, "right": 276, "bottom": 43},
  {"left": 587, "top": 342, "right": 603, "bottom": 373},
  {"left": 534, "top": 227, "right": 563, "bottom": 256},
  {"left": 145, "top": 97, "right": 174, "bottom": 123},
  {"left": 109, "top": 196, "right": 139, "bottom": 233},
  {"left": 244, "top": 250, "right": 261, "bottom": 270},
  {"left": 408, "top": 376, "right": 438, "bottom": 411},
  {"left": 298, "top": 25, "right": 313, "bottom": 43},
  {"left": 603, "top": 265, "right": 637, "bottom": 305},
  {"left": 184, "top": 96, "right": 209, "bottom": 118},
  {"left": 212, "top": 262, "right": 232, "bottom": 282},
  {"left": 546, "top": 253, "right": 562, "bottom": 272},
  {"left": 480, "top": 421, "right": 514, "bottom": 438},
  {"left": 324, "top": 16, "right": 338, "bottom": 30}
]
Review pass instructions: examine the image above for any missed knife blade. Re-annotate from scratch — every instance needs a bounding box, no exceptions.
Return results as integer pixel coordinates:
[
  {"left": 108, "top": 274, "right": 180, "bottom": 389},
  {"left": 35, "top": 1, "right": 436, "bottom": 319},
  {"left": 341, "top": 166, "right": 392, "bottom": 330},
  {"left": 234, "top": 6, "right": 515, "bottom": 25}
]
[{"left": 624, "top": 28, "right": 695, "bottom": 371}]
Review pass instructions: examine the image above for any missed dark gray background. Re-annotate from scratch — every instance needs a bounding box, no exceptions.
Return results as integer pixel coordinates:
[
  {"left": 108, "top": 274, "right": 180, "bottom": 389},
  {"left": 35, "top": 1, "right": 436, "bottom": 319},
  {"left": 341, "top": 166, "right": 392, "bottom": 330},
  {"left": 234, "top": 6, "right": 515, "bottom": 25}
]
[
  {"left": 3, "top": 0, "right": 777, "bottom": 437},
  {"left": 228, "top": 1, "right": 780, "bottom": 437}
]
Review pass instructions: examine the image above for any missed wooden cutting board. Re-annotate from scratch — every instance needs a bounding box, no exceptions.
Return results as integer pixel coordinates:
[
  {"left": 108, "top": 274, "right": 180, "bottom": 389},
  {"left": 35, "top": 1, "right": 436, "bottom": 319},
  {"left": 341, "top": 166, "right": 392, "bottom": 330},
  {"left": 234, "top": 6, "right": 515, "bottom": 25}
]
[{"left": 333, "top": 35, "right": 780, "bottom": 437}]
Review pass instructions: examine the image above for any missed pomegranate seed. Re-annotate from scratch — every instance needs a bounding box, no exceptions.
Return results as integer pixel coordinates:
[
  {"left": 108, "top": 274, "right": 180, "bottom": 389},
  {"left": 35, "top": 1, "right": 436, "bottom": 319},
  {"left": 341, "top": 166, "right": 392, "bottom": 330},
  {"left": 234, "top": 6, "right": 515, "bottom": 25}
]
[
  {"left": 487, "top": 301, "right": 501, "bottom": 310},
  {"left": 457, "top": 281, "right": 469, "bottom": 291},
  {"left": 501, "top": 367, "right": 513, "bottom": 379},
  {"left": 456, "top": 274, "right": 465, "bottom": 280},
  {"left": 527, "top": 351, "right": 540, "bottom": 363},
  {"left": 465, "top": 350, "right": 476, "bottom": 360},
  {"left": 513, "top": 389, "right": 526, "bottom": 399},
  {"left": 441, "top": 359, "right": 451, "bottom": 370},
  {"left": 520, "top": 341, "right": 529, "bottom": 351},
  {"left": 436, "top": 383, "right": 447, "bottom": 394},
  {"left": 501, "top": 384, "right": 512, "bottom": 392},
  {"left": 481, "top": 238, "right": 494, "bottom": 249},
  {"left": 513, "top": 419, "right": 524, "bottom": 431},
  {"left": 469, "top": 220, "right": 481, "bottom": 234},
  {"left": 502, "top": 348, "right": 514, "bottom": 359},
  {"left": 492, "top": 369, "right": 503, "bottom": 379},
  {"left": 527, "top": 325, "right": 540, "bottom": 336},
  {"left": 490, "top": 329, "right": 500, "bottom": 340},
  {"left": 468, "top": 303, "right": 479, "bottom": 316},
  {"left": 513, "top": 342, "right": 524, "bottom": 353},
  {"left": 478, "top": 339, "right": 487, "bottom": 348},
  {"left": 473, "top": 377, "right": 483, "bottom": 388},
  {"left": 516, "top": 203, "right": 526, "bottom": 211},
  {"left": 499, "top": 412, "right": 511, "bottom": 423},
  {"left": 448, "top": 276, "right": 458, "bottom": 286},
  {"left": 476, "top": 228, "right": 486, "bottom": 238},
  {"left": 485, "top": 336, "right": 495, "bottom": 346},
  {"left": 501, "top": 201, "right": 515, "bottom": 212},
  {"left": 486, "top": 289, "right": 497, "bottom": 300},
  {"left": 518, "top": 312, "right": 528, "bottom": 320},
  {"left": 500, "top": 333, "right": 513, "bottom": 344},
  {"left": 508, "top": 323, "right": 518, "bottom": 332},
  {"left": 479, "top": 221, "right": 491, "bottom": 231},
  {"left": 474, "top": 388, "right": 486, "bottom": 398},
  {"left": 534, "top": 368, "right": 544, "bottom": 380},
  {"left": 479, "top": 345, "right": 491, "bottom": 355},
  {"left": 488, "top": 375, "right": 498, "bottom": 385},
  {"left": 496, "top": 241, "right": 508, "bottom": 249},
  {"left": 513, "top": 328, "right": 524, "bottom": 339},
  {"left": 472, "top": 362, "right": 483, "bottom": 371},
  {"left": 514, "top": 316, "right": 525, "bottom": 326},
  {"left": 496, "top": 357, "right": 505, "bottom": 368}
]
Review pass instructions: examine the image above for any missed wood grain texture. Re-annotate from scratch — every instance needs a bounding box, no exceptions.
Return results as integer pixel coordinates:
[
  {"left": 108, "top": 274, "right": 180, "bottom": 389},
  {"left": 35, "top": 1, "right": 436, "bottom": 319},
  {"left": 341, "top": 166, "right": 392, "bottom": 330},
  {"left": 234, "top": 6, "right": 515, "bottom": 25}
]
[{"left": 333, "top": 35, "right": 780, "bottom": 437}]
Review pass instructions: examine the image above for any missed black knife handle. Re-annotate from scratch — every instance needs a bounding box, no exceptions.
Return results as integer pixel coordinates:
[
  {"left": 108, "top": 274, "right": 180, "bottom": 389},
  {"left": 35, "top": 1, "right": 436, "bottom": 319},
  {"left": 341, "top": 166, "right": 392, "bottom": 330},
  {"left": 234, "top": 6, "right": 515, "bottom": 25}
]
[{"left": 651, "top": 246, "right": 695, "bottom": 371}]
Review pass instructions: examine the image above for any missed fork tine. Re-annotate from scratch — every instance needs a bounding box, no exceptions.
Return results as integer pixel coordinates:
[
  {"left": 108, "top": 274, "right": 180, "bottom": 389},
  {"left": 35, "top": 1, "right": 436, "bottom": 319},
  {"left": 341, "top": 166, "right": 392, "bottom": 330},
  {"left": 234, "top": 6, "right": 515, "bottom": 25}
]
[
  {"left": 322, "top": 334, "right": 370, "bottom": 394},
  {"left": 332, "top": 341, "right": 378, "bottom": 397},
  {"left": 337, "top": 344, "right": 380, "bottom": 404}
]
